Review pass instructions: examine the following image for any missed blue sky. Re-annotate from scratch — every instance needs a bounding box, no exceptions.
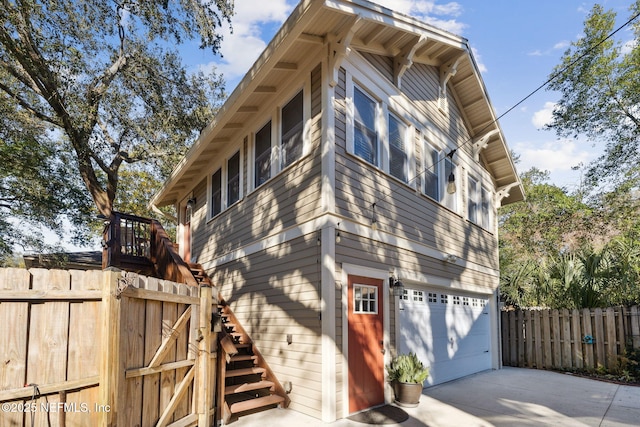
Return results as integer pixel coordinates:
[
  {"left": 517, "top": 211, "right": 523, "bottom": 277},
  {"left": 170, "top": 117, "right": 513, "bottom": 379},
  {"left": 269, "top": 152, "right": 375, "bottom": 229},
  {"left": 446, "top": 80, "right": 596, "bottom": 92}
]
[{"left": 195, "top": 0, "right": 636, "bottom": 191}]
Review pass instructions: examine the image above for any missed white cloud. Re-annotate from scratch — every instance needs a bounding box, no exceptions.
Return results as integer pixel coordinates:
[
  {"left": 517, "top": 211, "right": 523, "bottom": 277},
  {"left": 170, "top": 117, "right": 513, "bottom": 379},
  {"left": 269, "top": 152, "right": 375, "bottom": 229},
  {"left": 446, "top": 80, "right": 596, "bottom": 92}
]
[
  {"left": 514, "top": 139, "right": 594, "bottom": 187},
  {"left": 553, "top": 40, "right": 570, "bottom": 50},
  {"left": 369, "top": 1, "right": 466, "bottom": 34},
  {"left": 621, "top": 38, "right": 637, "bottom": 55},
  {"left": 203, "top": 1, "right": 470, "bottom": 89},
  {"left": 471, "top": 47, "right": 487, "bottom": 73},
  {"left": 202, "top": 0, "right": 294, "bottom": 85},
  {"left": 532, "top": 102, "right": 557, "bottom": 129}
]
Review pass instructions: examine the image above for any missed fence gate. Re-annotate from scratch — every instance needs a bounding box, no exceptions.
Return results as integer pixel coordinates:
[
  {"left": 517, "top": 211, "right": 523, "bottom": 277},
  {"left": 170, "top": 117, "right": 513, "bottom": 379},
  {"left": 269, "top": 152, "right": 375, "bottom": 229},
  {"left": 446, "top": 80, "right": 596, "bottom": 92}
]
[{"left": 0, "top": 268, "right": 217, "bottom": 427}]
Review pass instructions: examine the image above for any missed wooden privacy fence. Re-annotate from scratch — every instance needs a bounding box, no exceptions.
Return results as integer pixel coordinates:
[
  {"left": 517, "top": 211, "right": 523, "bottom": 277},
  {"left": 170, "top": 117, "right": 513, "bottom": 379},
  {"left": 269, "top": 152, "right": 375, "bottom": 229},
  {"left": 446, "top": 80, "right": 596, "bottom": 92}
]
[
  {"left": 0, "top": 267, "right": 218, "bottom": 427},
  {"left": 502, "top": 306, "right": 640, "bottom": 371}
]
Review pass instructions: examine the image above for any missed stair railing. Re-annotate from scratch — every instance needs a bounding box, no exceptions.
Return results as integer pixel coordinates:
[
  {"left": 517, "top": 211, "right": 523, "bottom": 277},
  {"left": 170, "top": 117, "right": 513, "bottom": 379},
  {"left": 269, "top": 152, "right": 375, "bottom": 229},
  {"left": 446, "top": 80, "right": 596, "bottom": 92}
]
[{"left": 102, "top": 211, "right": 197, "bottom": 286}]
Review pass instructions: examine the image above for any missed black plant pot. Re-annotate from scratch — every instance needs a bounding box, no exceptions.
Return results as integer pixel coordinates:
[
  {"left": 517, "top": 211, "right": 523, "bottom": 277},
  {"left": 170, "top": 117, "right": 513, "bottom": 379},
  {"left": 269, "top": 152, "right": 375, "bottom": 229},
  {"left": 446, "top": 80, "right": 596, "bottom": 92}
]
[{"left": 392, "top": 380, "right": 423, "bottom": 408}]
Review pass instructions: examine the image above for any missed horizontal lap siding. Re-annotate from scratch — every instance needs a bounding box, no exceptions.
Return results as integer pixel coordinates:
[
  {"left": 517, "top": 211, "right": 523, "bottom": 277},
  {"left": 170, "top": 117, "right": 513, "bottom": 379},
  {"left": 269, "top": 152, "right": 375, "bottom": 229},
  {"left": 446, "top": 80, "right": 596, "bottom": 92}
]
[
  {"left": 191, "top": 66, "right": 324, "bottom": 264},
  {"left": 402, "top": 62, "right": 473, "bottom": 159},
  {"left": 212, "top": 234, "right": 323, "bottom": 419},
  {"left": 335, "top": 60, "right": 498, "bottom": 270},
  {"left": 336, "top": 233, "right": 496, "bottom": 291}
]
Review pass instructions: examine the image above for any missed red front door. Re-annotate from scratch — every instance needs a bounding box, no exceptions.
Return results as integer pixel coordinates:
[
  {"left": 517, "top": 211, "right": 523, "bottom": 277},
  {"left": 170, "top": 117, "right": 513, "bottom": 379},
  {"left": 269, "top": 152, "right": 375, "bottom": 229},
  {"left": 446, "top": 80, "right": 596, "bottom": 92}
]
[{"left": 348, "top": 275, "right": 384, "bottom": 413}]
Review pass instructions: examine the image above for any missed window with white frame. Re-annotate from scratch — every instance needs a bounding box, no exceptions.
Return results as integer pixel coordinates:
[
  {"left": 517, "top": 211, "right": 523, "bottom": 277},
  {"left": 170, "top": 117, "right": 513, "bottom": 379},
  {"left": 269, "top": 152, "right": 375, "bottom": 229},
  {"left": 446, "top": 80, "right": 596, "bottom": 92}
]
[
  {"left": 423, "top": 141, "right": 439, "bottom": 200},
  {"left": 481, "top": 185, "right": 492, "bottom": 229},
  {"left": 468, "top": 175, "right": 479, "bottom": 223},
  {"left": 389, "top": 114, "right": 408, "bottom": 182},
  {"left": 227, "top": 151, "right": 240, "bottom": 206},
  {"left": 353, "top": 87, "right": 378, "bottom": 166},
  {"left": 281, "top": 90, "right": 303, "bottom": 169},
  {"left": 468, "top": 174, "right": 493, "bottom": 230},
  {"left": 254, "top": 121, "right": 272, "bottom": 188},
  {"left": 354, "top": 284, "right": 377, "bottom": 314},
  {"left": 209, "top": 149, "right": 242, "bottom": 219},
  {"left": 211, "top": 169, "right": 222, "bottom": 218}
]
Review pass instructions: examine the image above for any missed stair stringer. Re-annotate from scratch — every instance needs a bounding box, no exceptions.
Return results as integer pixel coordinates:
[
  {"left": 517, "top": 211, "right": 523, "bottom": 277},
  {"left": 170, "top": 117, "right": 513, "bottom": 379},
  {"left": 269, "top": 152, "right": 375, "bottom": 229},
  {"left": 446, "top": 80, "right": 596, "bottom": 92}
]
[{"left": 217, "top": 300, "right": 291, "bottom": 424}]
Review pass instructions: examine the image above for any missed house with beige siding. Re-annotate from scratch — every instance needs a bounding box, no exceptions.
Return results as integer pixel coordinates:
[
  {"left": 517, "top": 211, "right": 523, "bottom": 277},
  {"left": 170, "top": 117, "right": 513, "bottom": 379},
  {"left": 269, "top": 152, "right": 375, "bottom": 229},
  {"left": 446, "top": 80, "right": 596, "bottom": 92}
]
[{"left": 151, "top": 0, "right": 524, "bottom": 423}]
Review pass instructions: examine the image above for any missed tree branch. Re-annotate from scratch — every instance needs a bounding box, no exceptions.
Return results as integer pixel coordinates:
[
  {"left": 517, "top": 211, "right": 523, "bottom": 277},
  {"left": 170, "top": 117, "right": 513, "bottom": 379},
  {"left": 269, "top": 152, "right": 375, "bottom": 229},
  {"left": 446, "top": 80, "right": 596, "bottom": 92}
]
[{"left": 0, "top": 80, "right": 60, "bottom": 126}]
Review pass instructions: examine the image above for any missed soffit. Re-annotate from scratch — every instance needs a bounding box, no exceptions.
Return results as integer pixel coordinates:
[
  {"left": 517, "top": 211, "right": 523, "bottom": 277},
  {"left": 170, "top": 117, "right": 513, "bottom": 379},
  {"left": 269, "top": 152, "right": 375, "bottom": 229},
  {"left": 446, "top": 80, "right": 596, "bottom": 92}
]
[{"left": 151, "top": 0, "right": 523, "bottom": 207}]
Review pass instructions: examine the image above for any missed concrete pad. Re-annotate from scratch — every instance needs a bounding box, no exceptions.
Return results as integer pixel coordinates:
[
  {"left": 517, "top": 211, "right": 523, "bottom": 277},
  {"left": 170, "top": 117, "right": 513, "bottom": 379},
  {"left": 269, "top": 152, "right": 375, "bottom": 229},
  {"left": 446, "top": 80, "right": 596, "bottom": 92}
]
[{"left": 228, "top": 368, "right": 640, "bottom": 426}]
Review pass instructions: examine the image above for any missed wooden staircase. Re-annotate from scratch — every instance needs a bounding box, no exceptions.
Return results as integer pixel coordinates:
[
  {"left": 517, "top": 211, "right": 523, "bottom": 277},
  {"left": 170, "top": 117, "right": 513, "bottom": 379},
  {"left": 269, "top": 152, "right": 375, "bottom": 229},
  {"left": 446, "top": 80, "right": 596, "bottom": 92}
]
[
  {"left": 189, "top": 262, "right": 289, "bottom": 424},
  {"left": 217, "top": 302, "right": 289, "bottom": 424},
  {"left": 102, "top": 212, "right": 288, "bottom": 425}
]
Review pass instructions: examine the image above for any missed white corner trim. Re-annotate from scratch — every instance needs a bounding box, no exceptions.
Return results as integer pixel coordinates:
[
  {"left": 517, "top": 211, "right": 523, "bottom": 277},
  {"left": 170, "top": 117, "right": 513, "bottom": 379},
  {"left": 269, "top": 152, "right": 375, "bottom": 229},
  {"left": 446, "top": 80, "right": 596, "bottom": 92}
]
[{"left": 321, "top": 226, "right": 337, "bottom": 422}]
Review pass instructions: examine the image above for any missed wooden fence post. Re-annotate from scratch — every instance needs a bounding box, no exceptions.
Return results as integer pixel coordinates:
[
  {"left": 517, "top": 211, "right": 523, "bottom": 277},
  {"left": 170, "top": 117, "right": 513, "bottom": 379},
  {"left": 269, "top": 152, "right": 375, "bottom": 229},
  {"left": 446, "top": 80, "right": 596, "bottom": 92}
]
[
  {"left": 197, "top": 284, "right": 214, "bottom": 426},
  {"left": 99, "top": 269, "right": 124, "bottom": 427}
]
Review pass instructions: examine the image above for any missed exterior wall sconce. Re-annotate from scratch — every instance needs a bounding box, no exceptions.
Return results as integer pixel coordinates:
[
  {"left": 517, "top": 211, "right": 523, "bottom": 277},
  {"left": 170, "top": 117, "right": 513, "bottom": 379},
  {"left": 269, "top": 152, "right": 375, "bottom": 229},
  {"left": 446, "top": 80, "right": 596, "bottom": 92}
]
[
  {"left": 371, "top": 202, "right": 378, "bottom": 231},
  {"left": 443, "top": 253, "right": 458, "bottom": 263},
  {"left": 389, "top": 275, "right": 405, "bottom": 297},
  {"left": 186, "top": 198, "right": 196, "bottom": 210}
]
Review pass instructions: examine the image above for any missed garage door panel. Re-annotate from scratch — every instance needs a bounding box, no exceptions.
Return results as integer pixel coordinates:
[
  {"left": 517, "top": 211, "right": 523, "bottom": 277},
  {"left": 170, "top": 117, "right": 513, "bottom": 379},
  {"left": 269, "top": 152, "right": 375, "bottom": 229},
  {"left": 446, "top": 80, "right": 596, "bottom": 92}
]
[{"left": 399, "top": 287, "right": 491, "bottom": 387}]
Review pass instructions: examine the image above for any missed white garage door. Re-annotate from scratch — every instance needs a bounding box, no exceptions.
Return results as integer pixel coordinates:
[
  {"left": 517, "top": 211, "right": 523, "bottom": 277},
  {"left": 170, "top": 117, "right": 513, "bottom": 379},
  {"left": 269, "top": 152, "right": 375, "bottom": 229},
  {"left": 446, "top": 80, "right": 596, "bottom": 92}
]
[{"left": 399, "top": 287, "right": 491, "bottom": 386}]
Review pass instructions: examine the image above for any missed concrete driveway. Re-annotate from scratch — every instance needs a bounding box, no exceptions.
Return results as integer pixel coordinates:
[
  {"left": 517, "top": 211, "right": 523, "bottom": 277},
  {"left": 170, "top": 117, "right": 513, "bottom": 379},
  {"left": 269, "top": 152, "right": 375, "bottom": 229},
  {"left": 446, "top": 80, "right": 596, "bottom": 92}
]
[{"left": 229, "top": 367, "right": 640, "bottom": 426}]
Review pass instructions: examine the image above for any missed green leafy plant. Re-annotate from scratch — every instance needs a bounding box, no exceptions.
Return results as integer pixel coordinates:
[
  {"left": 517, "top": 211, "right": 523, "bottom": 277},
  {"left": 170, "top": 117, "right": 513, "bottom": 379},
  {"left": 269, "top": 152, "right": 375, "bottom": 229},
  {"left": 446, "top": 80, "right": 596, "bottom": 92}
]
[{"left": 386, "top": 353, "right": 429, "bottom": 384}]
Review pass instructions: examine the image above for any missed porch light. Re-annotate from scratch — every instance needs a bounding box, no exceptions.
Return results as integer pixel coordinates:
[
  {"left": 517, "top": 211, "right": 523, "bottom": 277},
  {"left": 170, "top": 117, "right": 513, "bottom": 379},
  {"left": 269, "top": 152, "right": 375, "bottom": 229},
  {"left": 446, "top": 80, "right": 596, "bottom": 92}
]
[
  {"left": 390, "top": 276, "right": 404, "bottom": 297},
  {"left": 186, "top": 198, "right": 196, "bottom": 210},
  {"left": 446, "top": 149, "right": 457, "bottom": 194},
  {"left": 447, "top": 172, "right": 456, "bottom": 194}
]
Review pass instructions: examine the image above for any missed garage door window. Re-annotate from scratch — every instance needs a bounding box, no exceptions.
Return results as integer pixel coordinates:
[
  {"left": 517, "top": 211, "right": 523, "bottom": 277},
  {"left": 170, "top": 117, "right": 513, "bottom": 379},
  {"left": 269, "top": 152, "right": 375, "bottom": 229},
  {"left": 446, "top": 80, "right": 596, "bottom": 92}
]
[{"left": 354, "top": 285, "right": 377, "bottom": 314}]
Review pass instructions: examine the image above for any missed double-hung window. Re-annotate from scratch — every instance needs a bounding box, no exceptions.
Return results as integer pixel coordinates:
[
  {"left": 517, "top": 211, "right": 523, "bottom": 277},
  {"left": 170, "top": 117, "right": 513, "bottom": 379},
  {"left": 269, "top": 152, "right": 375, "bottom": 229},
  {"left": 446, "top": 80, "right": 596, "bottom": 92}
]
[
  {"left": 210, "top": 150, "right": 242, "bottom": 219},
  {"left": 389, "top": 115, "right": 408, "bottom": 182},
  {"left": 468, "top": 174, "right": 492, "bottom": 229},
  {"left": 468, "top": 176, "right": 479, "bottom": 223},
  {"left": 211, "top": 169, "right": 222, "bottom": 218},
  {"left": 227, "top": 151, "right": 240, "bottom": 206},
  {"left": 281, "top": 90, "right": 303, "bottom": 169},
  {"left": 353, "top": 87, "right": 378, "bottom": 166},
  {"left": 255, "top": 121, "right": 271, "bottom": 188},
  {"left": 423, "top": 141, "right": 439, "bottom": 200},
  {"left": 481, "top": 186, "right": 491, "bottom": 229}
]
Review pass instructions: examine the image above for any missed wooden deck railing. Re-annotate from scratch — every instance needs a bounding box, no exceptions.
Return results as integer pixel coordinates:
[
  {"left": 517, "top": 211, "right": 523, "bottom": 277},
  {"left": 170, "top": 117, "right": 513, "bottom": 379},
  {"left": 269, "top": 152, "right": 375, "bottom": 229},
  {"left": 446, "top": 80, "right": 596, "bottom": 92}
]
[{"left": 102, "top": 211, "right": 197, "bottom": 286}]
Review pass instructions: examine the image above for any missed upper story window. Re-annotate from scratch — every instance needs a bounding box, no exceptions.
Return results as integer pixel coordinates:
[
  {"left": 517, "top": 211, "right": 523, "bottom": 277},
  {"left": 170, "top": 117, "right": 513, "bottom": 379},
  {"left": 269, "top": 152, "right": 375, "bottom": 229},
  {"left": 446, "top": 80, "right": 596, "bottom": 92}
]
[
  {"left": 468, "top": 175, "right": 479, "bottom": 224},
  {"left": 227, "top": 151, "right": 240, "bottom": 206},
  {"left": 423, "top": 141, "right": 440, "bottom": 200},
  {"left": 255, "top": 121, "right": 272, "bottom": 188},
  {"left": 250, "top": 87, "right": 307, "bottom": 193},
  {"left": 353, "top": 87, "right": 378, "bottom": 166},
  {"left": 209, "top": 149, "right": 242, "bottom": 219},
  {"left": 389, "top": 114, "right": 408, "bottom": 183},
  {"left": 281, "top": 90, "right": 303, "bottom": 169},
  {"left": 468, "top": 174, "right": 493, "bottom": 230},
  {"left": 211, "top": 169, "right": 222, "bottom": 218}
]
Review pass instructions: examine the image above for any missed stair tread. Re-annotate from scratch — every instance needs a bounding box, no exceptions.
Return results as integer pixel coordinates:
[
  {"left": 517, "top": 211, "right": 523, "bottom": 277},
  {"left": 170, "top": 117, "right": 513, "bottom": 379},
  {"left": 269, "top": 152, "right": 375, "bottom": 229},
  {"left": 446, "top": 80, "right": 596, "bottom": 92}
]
[
  {"left": 226, "top": 367, "right": 266, "bottom": 377},
  {"left": 229, "top": 354, "right": 258, "bottom": 362},
  {"left": 225, "top": 380, "right": 275, "bottom": 395},
  {"left": 229, "top": 394, "right": 285, "bottom": 414}
]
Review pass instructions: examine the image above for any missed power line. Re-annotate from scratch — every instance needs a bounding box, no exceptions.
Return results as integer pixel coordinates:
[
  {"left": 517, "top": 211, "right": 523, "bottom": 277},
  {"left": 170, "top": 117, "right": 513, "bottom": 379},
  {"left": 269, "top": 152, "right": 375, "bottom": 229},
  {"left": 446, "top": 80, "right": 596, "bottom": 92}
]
[{"left": 373, "top": 7, "right": 640, "bottom": 210}]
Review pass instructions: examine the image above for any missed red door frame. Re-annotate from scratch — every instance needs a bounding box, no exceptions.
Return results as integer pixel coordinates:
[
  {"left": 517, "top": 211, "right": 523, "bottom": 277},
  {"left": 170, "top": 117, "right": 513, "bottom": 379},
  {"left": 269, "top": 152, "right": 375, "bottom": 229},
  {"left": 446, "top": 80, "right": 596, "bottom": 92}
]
[{"left": 347, "top": 275, "right": 385, "bottom": 413}]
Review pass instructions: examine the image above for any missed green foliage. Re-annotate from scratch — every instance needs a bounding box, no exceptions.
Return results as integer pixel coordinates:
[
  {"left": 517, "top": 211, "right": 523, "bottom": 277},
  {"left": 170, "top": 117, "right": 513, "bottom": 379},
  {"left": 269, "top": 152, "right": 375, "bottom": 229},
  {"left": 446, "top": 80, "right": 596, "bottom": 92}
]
[
  {"left": 546, "top": 1, "right": 640, "bottom": 192},
  {"left": 386, "top": 353, "right": 430, "bottom": 384},
  {"left": 0, "top": 0, "right": 232, "bottom": 234},
  {"left": 499, "top": 168, "right": 640, "bottom": 309}
]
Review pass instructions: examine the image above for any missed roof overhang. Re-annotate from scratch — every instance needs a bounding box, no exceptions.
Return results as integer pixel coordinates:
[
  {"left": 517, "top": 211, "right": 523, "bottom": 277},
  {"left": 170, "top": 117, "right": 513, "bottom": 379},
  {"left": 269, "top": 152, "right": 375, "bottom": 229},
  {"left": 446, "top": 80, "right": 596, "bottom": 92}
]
[{"left": 151, "top": 0, "right": 524, "bottom": 208}]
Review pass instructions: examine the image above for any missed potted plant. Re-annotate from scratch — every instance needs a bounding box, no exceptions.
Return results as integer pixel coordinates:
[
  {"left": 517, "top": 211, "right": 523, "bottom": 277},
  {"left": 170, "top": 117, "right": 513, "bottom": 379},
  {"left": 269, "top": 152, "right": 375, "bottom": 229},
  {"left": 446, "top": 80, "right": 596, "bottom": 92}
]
[{"left": 386, "top": 352, "right": 429, "bottom": 407}]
